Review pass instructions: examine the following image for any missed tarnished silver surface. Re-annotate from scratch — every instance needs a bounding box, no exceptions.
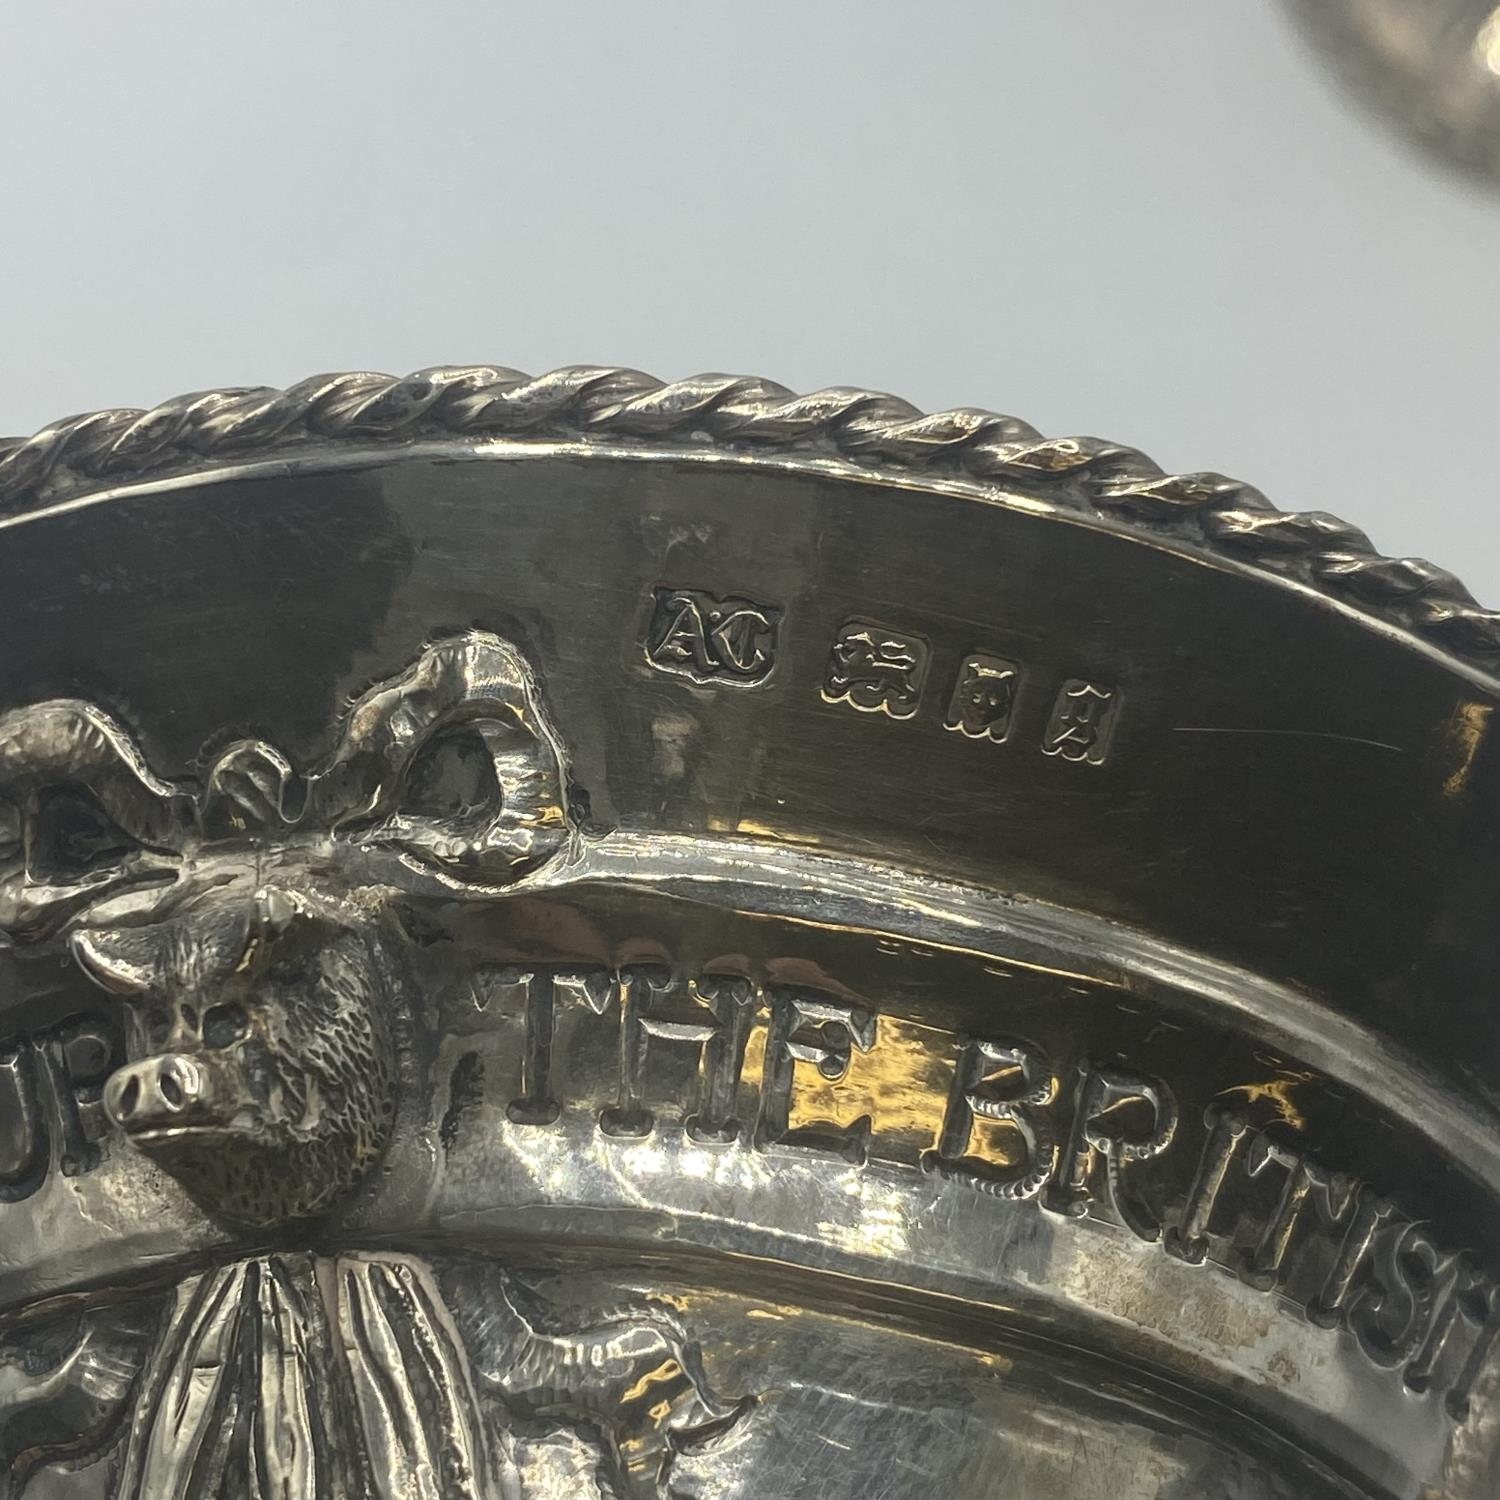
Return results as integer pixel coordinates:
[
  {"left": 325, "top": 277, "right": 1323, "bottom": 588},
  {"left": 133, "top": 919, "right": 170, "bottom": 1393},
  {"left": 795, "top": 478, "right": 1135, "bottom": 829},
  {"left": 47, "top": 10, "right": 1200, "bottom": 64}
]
[
  {"left": 1, "top": 364, "right": 1499, "bottom": 1497},
  {"left": 1283, "top": 0, "right": 1500, "bottom": 183}
]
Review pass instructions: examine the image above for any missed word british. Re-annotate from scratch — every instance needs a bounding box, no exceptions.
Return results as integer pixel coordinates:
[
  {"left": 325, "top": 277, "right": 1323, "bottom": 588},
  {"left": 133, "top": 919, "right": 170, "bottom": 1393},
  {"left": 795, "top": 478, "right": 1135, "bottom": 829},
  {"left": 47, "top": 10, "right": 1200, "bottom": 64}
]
[{"left": 479, "top": 963, "right": 1500, "bottom": 1418}]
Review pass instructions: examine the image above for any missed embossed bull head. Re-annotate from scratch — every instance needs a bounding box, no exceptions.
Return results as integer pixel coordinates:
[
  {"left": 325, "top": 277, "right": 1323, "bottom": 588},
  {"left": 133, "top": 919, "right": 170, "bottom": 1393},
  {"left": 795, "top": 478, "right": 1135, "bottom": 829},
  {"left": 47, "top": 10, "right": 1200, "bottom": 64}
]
[
  {"left": 0, "top": 633, "right": 572, "bottom": 1227},
  {"left": 70, "top": 884, "right": 399, "bottom": 1227}
]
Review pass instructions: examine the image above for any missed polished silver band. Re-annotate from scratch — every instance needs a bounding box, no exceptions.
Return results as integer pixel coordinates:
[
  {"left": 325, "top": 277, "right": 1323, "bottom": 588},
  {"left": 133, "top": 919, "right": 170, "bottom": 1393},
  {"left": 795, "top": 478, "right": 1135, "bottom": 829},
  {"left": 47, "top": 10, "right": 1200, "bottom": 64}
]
[{"left": 0, "top": 366, "right": 1496, "bottom": 1499}]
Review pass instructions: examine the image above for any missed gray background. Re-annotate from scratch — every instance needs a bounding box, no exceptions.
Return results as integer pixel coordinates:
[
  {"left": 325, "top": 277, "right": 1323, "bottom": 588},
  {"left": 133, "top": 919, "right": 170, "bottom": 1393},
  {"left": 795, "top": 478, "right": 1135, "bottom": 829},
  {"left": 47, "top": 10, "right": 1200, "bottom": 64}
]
[{"left": 1, "top": 2, "right": 1496, "bottom": 597}]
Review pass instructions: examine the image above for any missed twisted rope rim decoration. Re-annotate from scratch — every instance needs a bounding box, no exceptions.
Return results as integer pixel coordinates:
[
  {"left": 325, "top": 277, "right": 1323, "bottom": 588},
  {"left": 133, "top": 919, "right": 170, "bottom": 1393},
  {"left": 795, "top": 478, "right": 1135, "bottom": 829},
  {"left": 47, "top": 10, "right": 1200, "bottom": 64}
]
[{"left": 2, "top": 363, "right": 1496, "bottom": 667}]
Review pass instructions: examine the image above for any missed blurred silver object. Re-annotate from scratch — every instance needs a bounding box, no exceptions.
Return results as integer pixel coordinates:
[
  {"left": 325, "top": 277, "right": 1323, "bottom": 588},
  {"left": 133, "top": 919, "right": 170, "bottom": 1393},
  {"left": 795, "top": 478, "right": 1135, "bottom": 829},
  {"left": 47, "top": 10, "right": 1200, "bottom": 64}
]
[
  {"left": 1284, "top": 0, "right": 1500, "bottom": 182},
  {"left": 1, "top": 364, "right": 1499, "bottom": 1497}
]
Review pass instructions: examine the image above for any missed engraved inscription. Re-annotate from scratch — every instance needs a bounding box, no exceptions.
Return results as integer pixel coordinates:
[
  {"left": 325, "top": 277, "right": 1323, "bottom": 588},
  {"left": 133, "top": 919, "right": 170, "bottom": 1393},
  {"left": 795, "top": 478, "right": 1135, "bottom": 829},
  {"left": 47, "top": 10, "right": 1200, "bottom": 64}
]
[
  {"left": 5, "top": 923, "right": 1498, "bottom": 1429},
  {"left": 0, "top": 1014, "right": 120, "bottom": 1200},
  {"left": 1045, "top": 1064, "right": 1177, "bottom": 1240},
  {"left": 1157, "top": 1106, "right": 1500, "bottom": 1417},
  {"left": 602, "top": 967, "right": 757, "bottom": 1141},
  {"left": 1240, "top": 1130, "right": 1358, "bottom": 1291},
  {"left": 756, "top": 988, "right": 878, "bottom": 1162},
  {"left": 1165, "top": 1107, "right": 1254, "bottom": 1265},
  {"left": 12, "top": 631, "right": 573, "bottom": 1231},
  {"left": 0, "top": 616, "right": 1493, "bottom": 1473},
  {"left": 1042, "top": 679, "right": 1120, "bottom": 764},
  {"left": 945, "top": 653, "right": 1023, "bottom": 741},
  {"left": 0, "top": 635, "right": 760, "bottom": 1500},
  {"left": 452, "top": 958, "right": 1499, "bottom": 1418},
  {"left": 645, "top": 586, "right": 780, "bottom": 685},
  {"left": 923, "top": 1035, "right": 1056, "bottom": 1199},
  {"left": 822, "top": 619, "right": 930, "bottom": 718},
  {"left": 498, "top": 966, "right": 613, "bottom": 1127}
]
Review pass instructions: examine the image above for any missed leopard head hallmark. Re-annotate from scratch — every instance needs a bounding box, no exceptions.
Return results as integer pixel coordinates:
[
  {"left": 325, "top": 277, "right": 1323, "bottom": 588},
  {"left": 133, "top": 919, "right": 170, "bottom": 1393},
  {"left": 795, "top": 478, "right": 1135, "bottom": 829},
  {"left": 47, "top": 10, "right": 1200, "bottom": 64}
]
[{"left": 0, "top": 632, "right": 574, "bottom": 1229}]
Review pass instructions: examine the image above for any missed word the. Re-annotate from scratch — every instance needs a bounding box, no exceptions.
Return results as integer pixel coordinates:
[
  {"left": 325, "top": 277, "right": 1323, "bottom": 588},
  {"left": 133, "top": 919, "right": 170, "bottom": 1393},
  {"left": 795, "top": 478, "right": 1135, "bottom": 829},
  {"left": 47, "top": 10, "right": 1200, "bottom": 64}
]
[{"left": 479, "top": 963, "right": 1499, "bottom": 1417}]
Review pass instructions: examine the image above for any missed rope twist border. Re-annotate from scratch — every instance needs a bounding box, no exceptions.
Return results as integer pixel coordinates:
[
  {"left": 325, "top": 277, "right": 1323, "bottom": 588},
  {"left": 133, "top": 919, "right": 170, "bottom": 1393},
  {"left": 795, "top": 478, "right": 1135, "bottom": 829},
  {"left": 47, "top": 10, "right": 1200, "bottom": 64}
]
[{"left": 2, "top": 364, "right": 1495, "bottom": 666}]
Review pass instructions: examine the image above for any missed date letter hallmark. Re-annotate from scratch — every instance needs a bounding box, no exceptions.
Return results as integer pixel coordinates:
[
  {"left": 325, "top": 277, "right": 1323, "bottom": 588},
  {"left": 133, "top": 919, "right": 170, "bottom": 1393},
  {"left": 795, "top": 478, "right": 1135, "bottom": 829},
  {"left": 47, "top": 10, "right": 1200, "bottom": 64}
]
[
  {"left": 822, "top": 619, "right": 930, "bottom": 718},
  {"left": 1042, "top": 679, "right": 1120, "bottom": 765},
  {"left": 645, "top": 586, "right": 780, "bottom": 685}
]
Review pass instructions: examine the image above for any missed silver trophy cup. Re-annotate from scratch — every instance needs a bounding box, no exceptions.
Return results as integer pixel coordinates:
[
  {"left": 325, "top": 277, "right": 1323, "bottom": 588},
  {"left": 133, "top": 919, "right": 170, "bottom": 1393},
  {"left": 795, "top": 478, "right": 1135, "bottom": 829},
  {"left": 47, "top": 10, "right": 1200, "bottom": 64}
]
[{"left": 0, "top": 365, "right": 1496, "bottom": 1499}]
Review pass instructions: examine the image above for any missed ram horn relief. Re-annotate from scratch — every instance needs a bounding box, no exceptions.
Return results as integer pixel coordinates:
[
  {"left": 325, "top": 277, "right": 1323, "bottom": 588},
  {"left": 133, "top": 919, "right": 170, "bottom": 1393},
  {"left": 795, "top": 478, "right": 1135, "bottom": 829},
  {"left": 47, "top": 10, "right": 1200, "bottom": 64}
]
[{"left": 0, "top": 633, "right": 753, "bottom": 1499}]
